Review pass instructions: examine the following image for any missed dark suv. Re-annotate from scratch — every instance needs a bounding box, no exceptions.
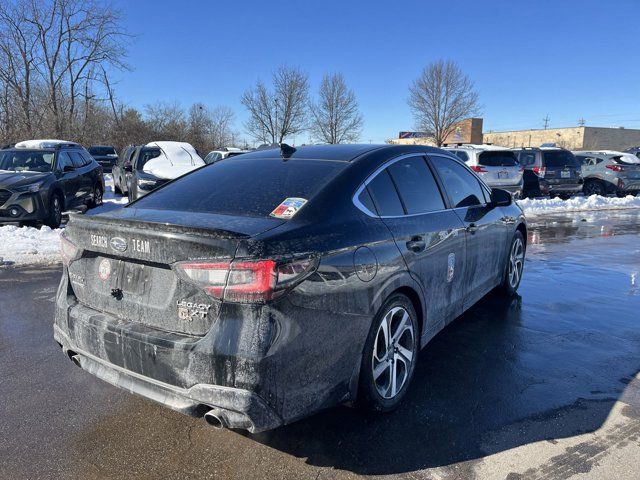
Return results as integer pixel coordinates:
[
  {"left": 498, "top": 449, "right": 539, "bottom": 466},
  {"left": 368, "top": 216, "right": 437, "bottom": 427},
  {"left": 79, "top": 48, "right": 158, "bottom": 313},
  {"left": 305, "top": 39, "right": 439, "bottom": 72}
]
[
  {"left": 514, "top": 147, "right": 583, "bottom": 198},
  {"left": 112, "top": 145, "right": 137, "bottom": 195},
  {"left": 87, "top": 146, "right": 118, "bottom": 172},
  {"left": 0, "top": 140, "right": 104, "bottom": 227}
]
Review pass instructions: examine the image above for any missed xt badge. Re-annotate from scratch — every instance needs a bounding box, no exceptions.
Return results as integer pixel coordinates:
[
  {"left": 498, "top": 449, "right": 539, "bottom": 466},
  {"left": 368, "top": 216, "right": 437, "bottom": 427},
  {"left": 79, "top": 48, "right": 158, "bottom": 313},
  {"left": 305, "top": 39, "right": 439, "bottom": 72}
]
[
  {"left": 447, "top": 253, "right": 455, "bottom": 283},
  {"left": 177, "top": 300, "right": 212, "bottom": 321}
]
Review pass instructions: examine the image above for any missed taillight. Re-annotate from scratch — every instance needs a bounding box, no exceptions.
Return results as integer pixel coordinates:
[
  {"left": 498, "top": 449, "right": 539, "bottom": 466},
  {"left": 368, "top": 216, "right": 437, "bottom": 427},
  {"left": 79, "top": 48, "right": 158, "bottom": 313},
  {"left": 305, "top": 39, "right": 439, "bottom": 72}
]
[
  {"left": 60, "top": 235, "right": 81, "bottom": 264},
  {"left": 606, "top": 164, "right": 623, "bottom": 172},
  {"left": 176, "top": 258, "right": 317, "bottom": 303},
  {"left": 470, "top": 165, "right": 488, "bottom": 173},
  {"left": 533, "top": 166, "right": 546, "bottom": 177}
]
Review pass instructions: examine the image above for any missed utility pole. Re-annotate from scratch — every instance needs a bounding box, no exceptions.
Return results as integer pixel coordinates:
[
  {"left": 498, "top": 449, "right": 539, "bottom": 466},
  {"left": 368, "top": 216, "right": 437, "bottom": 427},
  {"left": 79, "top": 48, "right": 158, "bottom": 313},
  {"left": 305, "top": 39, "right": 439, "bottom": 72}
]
[
  {"left": 543, "top": 115, "right": 550, "bottom": 130},
  {"left": 578, "top": 118, "right": 585, "bottom": 126}
]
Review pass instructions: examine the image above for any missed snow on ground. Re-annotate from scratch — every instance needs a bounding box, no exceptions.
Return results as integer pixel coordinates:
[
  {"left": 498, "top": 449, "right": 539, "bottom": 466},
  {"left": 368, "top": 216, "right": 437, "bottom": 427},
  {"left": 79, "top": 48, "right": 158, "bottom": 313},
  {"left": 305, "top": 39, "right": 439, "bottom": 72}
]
[
  {"left": 0, "top": 174, "right": 127, "bottom": 267},
  {"left": 517, "top": 194, "right": 640, "bottom": 216}
]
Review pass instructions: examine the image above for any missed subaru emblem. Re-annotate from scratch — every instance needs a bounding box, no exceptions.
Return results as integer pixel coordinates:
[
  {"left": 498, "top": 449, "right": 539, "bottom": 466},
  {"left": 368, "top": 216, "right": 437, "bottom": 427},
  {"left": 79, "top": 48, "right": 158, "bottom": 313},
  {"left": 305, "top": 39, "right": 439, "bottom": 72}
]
[{"left": 110, "top": 237, "right": 127, "bottom": 252}]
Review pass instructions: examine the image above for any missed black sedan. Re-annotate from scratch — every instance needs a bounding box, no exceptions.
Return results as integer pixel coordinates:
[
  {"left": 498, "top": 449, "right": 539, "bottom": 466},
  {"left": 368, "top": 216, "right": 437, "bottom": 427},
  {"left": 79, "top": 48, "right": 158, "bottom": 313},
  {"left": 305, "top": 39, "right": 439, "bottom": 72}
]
[
  {"left": 54, "top": 144, "right": 526, "bottom": 432},
  {"left": 0, "top": 141, "right": 104, "bottom": 227}
]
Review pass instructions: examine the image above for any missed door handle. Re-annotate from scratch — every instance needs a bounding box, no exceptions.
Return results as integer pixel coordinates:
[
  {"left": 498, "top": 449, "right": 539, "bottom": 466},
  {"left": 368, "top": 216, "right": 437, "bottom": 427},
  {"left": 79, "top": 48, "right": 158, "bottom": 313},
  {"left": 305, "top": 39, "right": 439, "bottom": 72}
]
[
  {"left": 466, "top": 223, "right": 478, "bottom": 234},
  {"left": 406, "top": 236, "right": 426, "bottom": 252}
]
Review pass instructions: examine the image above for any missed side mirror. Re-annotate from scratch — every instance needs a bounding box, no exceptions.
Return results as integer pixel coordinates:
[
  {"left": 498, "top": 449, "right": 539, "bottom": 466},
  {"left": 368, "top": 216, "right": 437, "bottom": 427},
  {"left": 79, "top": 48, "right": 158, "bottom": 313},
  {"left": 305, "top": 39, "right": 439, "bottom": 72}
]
[
  {"left": 63, "top": 165, "right": 75, "bottom": 172},
  {"left": 490, "top": 188, "right": 512, "bottom": 207}
]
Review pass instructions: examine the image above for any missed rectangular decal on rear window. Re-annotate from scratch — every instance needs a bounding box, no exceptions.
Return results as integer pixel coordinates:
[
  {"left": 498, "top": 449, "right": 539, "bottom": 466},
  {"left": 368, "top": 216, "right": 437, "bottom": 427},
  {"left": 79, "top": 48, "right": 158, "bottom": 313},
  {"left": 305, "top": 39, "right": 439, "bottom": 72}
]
[{"left": 270, "top": 197, "right": 307, "bottom": 219}]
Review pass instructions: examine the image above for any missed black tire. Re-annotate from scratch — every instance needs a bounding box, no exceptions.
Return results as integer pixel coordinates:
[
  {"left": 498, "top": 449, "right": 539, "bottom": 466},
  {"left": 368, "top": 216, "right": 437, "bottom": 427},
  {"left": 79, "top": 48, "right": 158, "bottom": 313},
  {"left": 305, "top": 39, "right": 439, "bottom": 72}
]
[
  {"left": 583, "top": 180, "right": 606, "bottom": 196},
  {"left": 358, "top": 293, "right": 419, "bottom": 413},
  {"left": 45, "top": 193, "right": 63, "bottom": 229},
  {"left": 88, "top": 184, "right": 103, "bottom": 209},
  {"left": 497, "top": 230, "right": 525, "bottom": 295}
]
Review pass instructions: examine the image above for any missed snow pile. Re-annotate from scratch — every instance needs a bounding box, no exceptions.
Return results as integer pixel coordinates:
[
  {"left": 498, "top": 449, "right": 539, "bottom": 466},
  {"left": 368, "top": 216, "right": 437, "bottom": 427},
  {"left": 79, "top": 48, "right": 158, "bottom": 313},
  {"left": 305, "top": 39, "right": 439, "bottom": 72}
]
[
  {"left": 0, "top": 225, "right": 62, "bottom": 266},
  {"left": 0, "top": 174, "right": 126, "bottom": 266},
  {"left": 518, "top": 194, "right": 640, "bottom": 215}
]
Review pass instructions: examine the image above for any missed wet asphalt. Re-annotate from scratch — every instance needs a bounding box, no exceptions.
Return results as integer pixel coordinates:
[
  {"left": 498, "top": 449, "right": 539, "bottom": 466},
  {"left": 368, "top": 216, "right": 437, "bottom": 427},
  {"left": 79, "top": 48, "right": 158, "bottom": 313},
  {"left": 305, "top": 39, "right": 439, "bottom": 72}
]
[{"left": 1, "top": 210, "right": 639, "bottom": 479}]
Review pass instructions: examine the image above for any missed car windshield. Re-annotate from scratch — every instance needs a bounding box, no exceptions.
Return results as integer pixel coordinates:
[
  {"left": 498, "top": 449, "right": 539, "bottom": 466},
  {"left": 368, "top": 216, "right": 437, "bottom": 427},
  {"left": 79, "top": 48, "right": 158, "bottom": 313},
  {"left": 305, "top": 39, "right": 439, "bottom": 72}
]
[
  {"left": 543, "top": 150, "right": 580, "bottom": 168},
  {"left": 88, "top": 146, "right": 116, "bottom": 156},
  {"left": 134, "top": 157, "right": 346, "bottom": 218},
  {"left": 478, "top": 151, "right": 518, "bottom": 167},
  {"left": 0, "top": 150, "right": 54, "bottom": 172}
]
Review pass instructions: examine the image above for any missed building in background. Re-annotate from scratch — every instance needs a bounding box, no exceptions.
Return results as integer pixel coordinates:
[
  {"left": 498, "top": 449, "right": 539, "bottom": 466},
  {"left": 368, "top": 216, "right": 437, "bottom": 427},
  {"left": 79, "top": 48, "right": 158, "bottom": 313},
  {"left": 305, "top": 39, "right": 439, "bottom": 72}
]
[
  {"left": 484, "top": 126, "right": 640, "bottom": 151},
  {"left": 389, "top": 118, "right": 483, "bottom": 146}
]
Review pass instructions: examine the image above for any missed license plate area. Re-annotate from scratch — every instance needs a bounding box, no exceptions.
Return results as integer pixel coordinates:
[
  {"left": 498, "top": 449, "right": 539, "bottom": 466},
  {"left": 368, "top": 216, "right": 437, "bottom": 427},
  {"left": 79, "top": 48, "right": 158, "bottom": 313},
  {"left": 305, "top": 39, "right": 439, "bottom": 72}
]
[
  {"left": 561, "top": 170, "right": 571, "bottom": 178},
  {"left": 498, "top": 171, "right": 509, "bottom": 179},
  {"left": 119, "top": 261, "right": 150, "bottom": 295}
]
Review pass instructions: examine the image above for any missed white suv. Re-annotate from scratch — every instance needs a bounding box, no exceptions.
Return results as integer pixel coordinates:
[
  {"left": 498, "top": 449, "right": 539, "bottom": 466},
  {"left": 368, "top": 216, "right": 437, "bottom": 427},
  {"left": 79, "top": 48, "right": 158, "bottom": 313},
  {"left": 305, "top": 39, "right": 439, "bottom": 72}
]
[{"left": 443, "top": 144, "right": 524, "bottom": 198}]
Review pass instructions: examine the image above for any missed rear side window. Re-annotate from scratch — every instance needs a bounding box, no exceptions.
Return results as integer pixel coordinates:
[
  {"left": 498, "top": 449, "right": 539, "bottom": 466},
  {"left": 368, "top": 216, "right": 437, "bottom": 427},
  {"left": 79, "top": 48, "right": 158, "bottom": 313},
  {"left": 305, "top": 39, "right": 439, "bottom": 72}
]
[
  {"left": 543, "top": 150, "right": 580, "bottom": 168},
  {"left": 387, "top": 156, "right": 445, "bottom": 214},
  {"left": 69, "top": 151, "right": 85, "bottom": 167},
  {"left": 367, "top": 170, "right": 404, "bottom": 216},
  {"left": 89, "top": 146, "right": 116, "bottom": 156},
  {"left": 478, "top": 151, "right": 518, "bottom": 167},
  {"left": 455, "top": 151, "right": 469, "bottom": 161},
  {"left": 431, "top": 155, "right": 485, "bottom": 208},
  {"left": 134, "top": 158, "right": 346, "bottom": 218}
]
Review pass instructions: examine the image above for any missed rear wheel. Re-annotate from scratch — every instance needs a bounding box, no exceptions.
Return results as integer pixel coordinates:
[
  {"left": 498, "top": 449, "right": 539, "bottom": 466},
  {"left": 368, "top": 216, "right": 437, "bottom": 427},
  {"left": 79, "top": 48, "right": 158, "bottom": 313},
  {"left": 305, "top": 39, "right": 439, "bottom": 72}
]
[
  {"left": 583, "top": 180, "right": 606, "bottom": 196},
  {"left": 114, "top": 179, "right": 122, "bottom": 195},
  {"left": 88, "top": 184, "right": 103, "bottom": 208},
  {"left": 45, "top": 193, "right": 63, "bottom": 229},
  {"left": 358, "top": 294, "right": 419, "bottom": 412},
  {"left": 498, "top": 231, "right": 525, "bottom": 295}
]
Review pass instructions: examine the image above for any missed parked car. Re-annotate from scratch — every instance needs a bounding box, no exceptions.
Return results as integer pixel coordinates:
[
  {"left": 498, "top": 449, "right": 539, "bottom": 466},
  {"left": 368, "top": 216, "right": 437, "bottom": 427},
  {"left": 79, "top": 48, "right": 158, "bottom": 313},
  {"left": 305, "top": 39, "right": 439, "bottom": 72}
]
[
  {"left": 443, "top": 144, "right": 524, "bottom": 198},
  {"left": 204, "top": 147, "right": 250, "bottom": 164},
  {"left": 112, "top": 145, "right": 137, "bottom": 195},
  {"left": 87, "top": 145, "right": 118, "bottom": 172},
  {"left": 513, "top": 147, "right": 583, "bottom": 199},
  {"left": 0, "top": 139, "right": 104, "bottom": 228},
  {"left": 624, "top": 146, "right": 640, "bottom": 159},
  {"left": 573, "top": 150, "right": 640, "bottom": 197},
  {"left": 54, "top": 144, "right": 527, "bottom": 432},
  {"left": 126, "top": 141, "right": 205, "bottom": 202}
]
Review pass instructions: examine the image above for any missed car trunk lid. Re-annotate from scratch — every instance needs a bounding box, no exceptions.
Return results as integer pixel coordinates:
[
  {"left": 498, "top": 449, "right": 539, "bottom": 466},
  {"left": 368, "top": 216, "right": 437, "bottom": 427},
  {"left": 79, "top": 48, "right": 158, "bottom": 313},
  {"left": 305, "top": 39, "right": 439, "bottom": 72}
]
[{"left": 64, "top": 209, "right": 284, "bottom": 335}]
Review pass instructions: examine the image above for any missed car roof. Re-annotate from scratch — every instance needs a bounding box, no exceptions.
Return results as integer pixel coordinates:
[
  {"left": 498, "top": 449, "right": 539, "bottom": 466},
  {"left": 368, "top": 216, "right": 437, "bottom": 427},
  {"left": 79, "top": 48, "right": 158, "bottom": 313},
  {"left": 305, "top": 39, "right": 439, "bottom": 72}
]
[
  {"left": 233, "top": 144, "right": 451, "bottom": 162},
  {"left": 14, "top": 139, "right": 79, "bottom": 149},
  {"left": 444, "top": 144, "right": 511, "bottom": 151}
]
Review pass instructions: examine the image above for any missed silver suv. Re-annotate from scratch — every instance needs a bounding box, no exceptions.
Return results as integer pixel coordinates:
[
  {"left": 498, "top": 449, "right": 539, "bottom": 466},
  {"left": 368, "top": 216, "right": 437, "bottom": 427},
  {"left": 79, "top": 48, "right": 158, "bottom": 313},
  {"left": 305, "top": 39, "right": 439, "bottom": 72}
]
[
  {"left": 443, "top": 145, "right": 523, "bottom": 197},
  {"left": 573, "top": 150, "right": 640, "bottom": 197}
]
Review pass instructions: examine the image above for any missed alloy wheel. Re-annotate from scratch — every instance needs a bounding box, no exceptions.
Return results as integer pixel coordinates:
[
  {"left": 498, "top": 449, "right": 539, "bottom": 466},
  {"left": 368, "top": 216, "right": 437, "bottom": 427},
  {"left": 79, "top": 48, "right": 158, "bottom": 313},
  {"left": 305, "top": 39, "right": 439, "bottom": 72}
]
[
  {"left": 508, "top": 237, "right": 524, "bottom": 289},
  {"left": 94, "top": 185, "right": 103, "bottom": 206},
  {"left": 52, "top": 197, "right": 62, "bottom": 225},
  {"left": 372, "top": 306, "right": 415, "bottom": 399}
]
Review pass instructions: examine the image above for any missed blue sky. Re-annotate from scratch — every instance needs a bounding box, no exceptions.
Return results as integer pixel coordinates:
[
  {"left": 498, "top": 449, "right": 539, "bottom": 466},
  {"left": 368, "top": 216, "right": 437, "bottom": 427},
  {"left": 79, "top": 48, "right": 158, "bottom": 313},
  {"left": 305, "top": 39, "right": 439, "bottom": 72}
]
[{"left": 112, "top": 0, "right": 640, "bottom": 144}]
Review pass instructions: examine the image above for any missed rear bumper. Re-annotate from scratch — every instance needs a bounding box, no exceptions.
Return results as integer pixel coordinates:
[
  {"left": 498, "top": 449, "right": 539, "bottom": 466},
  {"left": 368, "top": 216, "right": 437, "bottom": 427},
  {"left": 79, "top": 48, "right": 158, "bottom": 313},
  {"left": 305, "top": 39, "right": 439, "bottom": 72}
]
[
  {"left": 547, "top": 182, "right": 583, "bottom": 194},
  {"left": 53, "top": 268, "right": 371, "bottom": 432},
  {"left": 54, "top": 324, "right": 281, "bottom": 432}
]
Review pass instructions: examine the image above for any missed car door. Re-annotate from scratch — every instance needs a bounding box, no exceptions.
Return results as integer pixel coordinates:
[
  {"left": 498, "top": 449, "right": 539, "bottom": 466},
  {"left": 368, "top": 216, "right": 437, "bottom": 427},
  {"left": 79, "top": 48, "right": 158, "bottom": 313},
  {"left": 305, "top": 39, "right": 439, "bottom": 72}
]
[
  {"left": 429, "top": 154, "right": 509, "bottom": 310},
  {"left": 365, "top": 154, "right": 467, "bottom": 338},
  {"left": 69, "top": 151, "right": 93, "bottom": 202},
  {"left": 55, "top": 151, "right": 81, "bottom": 208}
]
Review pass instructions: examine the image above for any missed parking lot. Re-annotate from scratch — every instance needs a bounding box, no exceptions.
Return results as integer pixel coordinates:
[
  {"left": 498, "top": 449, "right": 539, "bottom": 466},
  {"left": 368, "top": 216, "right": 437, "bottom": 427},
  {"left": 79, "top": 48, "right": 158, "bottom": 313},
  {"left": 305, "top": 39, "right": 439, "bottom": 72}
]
[{"left": 1, "top": 208, "right": 638, "bottom": 479}]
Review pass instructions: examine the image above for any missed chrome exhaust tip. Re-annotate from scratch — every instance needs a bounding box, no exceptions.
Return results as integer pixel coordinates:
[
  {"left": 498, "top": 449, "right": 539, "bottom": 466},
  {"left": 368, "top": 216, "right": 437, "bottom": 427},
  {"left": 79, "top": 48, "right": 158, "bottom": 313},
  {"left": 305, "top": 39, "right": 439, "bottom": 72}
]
[
  {"left": 68, "top": 352, "right": 81, "bottom": 368},
  {"left": 204, "top": 409, "right": 226, "bottom": 429}
]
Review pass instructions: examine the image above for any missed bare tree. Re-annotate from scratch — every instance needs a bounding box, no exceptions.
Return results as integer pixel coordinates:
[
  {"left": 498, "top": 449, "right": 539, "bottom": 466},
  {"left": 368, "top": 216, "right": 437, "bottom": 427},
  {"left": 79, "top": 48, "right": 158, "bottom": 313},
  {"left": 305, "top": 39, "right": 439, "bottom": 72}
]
[
  {"left": 144, "top": 101, "right": 187, "bottom": 140},
  {"left": 186, "top": 103, "right": 235, "bottom": 153},
  {"left": 408, "top": 60, "right": 480, "bottom": 146},
  {"left": 0, "top": 0, "right": 129, "bottom": 142},
  {"left": 208, "top": 106, "right": 235, "bottom": 148},
  {"left": 241, "top": 65, "right": 309, "bottom": 144},
  {"left": 310, "top": 73, "right": 362, "bottom": 144}
]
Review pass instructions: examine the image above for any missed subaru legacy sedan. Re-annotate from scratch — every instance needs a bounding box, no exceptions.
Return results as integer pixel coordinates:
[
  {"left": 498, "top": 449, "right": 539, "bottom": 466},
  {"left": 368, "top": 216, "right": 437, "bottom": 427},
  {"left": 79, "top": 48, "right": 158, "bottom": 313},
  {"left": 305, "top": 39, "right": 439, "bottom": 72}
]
[{"left": 54, "top": 144, "right": 526, "bottom": 432}]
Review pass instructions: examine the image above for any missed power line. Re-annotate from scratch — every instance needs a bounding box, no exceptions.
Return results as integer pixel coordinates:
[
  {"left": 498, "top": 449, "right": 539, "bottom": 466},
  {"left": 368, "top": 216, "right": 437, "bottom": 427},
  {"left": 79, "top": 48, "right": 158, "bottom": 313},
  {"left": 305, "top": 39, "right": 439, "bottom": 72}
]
[{"left": 543, "top": 115, "right": 550, "bottom": 130}]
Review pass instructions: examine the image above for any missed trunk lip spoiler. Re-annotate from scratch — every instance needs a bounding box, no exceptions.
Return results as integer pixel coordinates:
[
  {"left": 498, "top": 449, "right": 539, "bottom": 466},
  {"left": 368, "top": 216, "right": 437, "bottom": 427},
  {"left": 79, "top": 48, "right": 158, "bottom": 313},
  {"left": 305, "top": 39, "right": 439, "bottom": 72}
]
[{"left": 68, "top": 212, "right": 282, "bottom": 240}]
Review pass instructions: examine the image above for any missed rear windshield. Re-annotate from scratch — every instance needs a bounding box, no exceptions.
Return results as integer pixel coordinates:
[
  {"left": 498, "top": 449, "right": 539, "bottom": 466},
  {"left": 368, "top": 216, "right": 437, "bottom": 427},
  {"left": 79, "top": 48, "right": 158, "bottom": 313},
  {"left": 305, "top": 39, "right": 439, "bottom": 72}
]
[
  {"left": 478, "top": 151, "right": 518, "bottom": 167},
  {"left": 88, "top": 146, "right": 116, "bottom": 156},
  {"left": 543, "top": 150, "right": 580, "bottom": 168},
  {"left": 133, "top": 158, "right": 346, "bottom": 218}
]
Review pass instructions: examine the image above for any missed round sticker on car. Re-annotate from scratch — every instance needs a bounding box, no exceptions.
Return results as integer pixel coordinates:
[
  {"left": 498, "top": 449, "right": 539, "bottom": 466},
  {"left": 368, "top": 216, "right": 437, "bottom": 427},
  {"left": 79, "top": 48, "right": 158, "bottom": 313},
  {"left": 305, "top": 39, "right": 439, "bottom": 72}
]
[{"left": 98, "top": 258, "right": 111, "bottom": 281}]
